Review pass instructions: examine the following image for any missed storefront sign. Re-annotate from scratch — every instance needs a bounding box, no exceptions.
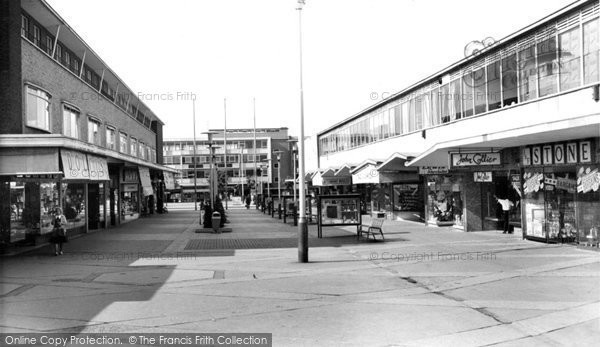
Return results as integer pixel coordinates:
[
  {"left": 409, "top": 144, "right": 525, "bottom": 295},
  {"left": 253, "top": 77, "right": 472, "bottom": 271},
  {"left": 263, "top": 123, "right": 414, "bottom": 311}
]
[
  {"left": 556, "top": 177, "right": 577, "bottom": 192},
  {"left": 123, "top": 168, "right": 139, "bottom": 183},
  {"left": 322, "top": 177, "right": 352, "bottom": 186},
  {"left": 60, "top": 150, "right": 89, "bottom": 180},
  {"left": 87, "top": 155, "right": 109, "bottom": 181},
  {"left": 164, "top": 172, "right": 175, "bottom": 190},
  {"left": 123, "top": 184, "right": 138, "bottom": 192},
  {"left": 523, "top": 140, "right": 592, "bottom": 166},
  {"left": 419, "top": 166, "right": 449, "bottom": 175},
  {"left": 474, "top": 171, "right": 493, "bottom": 182},
  {"left": 523, "top": 172, "right": 543, "bottom": 194},
  {"left": 577, "top": 167, "right": 600, "bottom": 193},
  {"left": 352, "top": 164, "right": 379, "bottom": 184},
  {"left": 138, "top": 167, "right": 153, "bottom": 196},
  {"left": 451, "top": 152, "right": 500, "bottom": 167}
]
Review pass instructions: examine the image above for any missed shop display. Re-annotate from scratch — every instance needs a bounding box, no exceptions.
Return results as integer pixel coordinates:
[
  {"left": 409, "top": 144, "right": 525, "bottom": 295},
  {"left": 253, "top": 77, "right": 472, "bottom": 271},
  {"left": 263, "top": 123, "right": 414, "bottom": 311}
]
[{"left": 316, "top": 194, "right": 362, "bottom": 238}]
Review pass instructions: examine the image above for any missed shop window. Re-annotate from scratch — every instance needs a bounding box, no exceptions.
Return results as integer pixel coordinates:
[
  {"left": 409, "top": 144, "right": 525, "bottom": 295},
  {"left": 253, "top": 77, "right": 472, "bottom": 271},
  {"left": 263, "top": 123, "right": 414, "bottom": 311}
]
[
  {"left": 61, "top": 183, "right": 86, "bottom": 233},
  {"left": 426, "top": 175, "right": 464, "bottom": 228},
  {"left": 25, "top": 85, "right": 51, "bottom": 131},
  {"left": 121, "top": 190, "right": 139, "bottom": 223},
  {"left": 7, "top": 182, "right": 44, "bottom": 243},
  {"left": 450, "top": 79, "right": 462, "bottom": 121},
  {"left": 576, "top": 166, "right": 600, "bottom": 246},
  {"left": 559, "top": 26, "right": 581, "bottom": 91},
  {"left": 40, "top": 182, "right": 60, "bottom": 236},
  {"left": 62, "top": 104, "right": 80, "bottom": 139},
  {"left": 583, "top": 19, "right": 599, "bottom": 84}
]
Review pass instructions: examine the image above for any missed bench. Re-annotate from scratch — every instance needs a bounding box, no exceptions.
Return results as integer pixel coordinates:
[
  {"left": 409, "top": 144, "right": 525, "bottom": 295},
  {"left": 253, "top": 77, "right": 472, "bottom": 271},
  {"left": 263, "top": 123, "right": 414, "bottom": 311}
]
[{"left": 358, "top": 218, "right": 385, "bottom": 241}]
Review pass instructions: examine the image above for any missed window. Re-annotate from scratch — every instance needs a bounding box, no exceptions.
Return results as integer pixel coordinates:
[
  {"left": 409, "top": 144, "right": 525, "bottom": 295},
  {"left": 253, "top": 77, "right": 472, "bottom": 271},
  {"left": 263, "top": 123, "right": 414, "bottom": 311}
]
[
  {"left": 429, "top": 89, "right": 439, "bottom": 126},
  {"left": 25, "top": 85, "right": 51, "bottom": 131},
  {"left": 106, "top": 128, "right": 116, "bottom": 150},
  {"left": 440, "top": 83, "right": 450, "bottom": 123},
  {"left": 487, "top": 60, "right": 501, "bottom": 111},
  {"left": 537, "top": 36, "right": 558, "bottom": 97},
  {"left": 130, "top": 138, "right": 137, "bottom": 157},
  {"left": 473, "top": 66, "right": 487, "bottom": 114},
  {"left": 55, "top": 44, "right": 62, "bottom": 62},
  {"left": 559, "top": 27, "right": 581, "bottom": 91},
  {"left": 73, "top": 59, "right": 79, "bottom": 75},
  {"left": 64, "top": 51, "right": 71, "bottom": 70},
  {"left": 33, "top": 25, "right": 40, "bottom": 46},
  {"left": 502, "top": 53, "right": 518, "bottom": 106},
  {"left": 450, "top": 79, "right": 462, "bottom": 120},
  {"left": 139, "top": 143, "right": 146, "bottom": 160},
  {"left": 519, "top": 44, "right": 537, "bottom": 101},
  {"left": 462, "top": 72, "right": 474, "bottom": 117},
  {"left": 119, "top": 132, "right": 128, "bottom": 153},
  {"left": 45, "top": 36, "right": 53, "bottom": 55},
  {"left": 583, "top": 19, "right": 599, "bottom": 84},
  {"left": 62, "top": 105, "right": 80, "bottom": 139},
  {"left": 87, "top": 118, "right": 101, "bottom": 145},
  {"left": 21, "top": 15, "right": 29, "bottom": 37}
]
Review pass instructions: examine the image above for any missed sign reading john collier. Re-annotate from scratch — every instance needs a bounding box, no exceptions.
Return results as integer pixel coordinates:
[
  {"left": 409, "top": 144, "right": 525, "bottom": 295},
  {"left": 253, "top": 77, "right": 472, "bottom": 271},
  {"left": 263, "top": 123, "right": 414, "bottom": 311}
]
[
  {"left": 60, "top": 150, "right": 89, "bottom": 180},
  {"left": 451, "top": 152, "right": 501, "bottom": 167}
]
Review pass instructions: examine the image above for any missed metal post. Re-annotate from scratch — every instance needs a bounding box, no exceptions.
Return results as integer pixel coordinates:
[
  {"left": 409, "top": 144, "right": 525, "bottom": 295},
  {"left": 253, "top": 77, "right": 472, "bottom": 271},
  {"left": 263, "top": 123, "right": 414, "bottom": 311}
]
[
  {"left": 297, "top": 0, "right": 308, "bottom": 263},
  {"left": 192, "top": 100, "right": 198, "bottom": 211},
  {"left": 253, "top": 98, "right": 257, "bottom": 203},
  {"left": 224, "top": 98, "right": 228, "bottom": 210}
]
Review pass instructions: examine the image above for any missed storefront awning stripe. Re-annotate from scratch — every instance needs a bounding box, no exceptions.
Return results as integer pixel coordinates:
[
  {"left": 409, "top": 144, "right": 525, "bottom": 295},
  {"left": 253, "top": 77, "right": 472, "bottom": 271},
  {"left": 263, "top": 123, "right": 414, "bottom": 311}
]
[{"left": 0, "top": 148, "right": 59, "bottom": 175}]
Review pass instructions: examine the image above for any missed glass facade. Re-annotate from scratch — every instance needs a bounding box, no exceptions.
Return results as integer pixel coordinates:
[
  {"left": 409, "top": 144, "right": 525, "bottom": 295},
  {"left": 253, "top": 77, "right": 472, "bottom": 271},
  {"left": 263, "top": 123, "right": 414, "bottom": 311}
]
[
  {"left": 319, "top": 13, "right": 599, "bottom": 157},
  {"left": 62, "top": 183, "right": 86, "bottom": 233}
]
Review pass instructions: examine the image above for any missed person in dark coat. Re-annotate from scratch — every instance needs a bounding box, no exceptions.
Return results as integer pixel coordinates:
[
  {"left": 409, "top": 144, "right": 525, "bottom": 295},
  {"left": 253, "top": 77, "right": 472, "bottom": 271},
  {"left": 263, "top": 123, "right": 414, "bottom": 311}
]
[{"left": 50, "top": 207, "right": 68, "bottom": 256}]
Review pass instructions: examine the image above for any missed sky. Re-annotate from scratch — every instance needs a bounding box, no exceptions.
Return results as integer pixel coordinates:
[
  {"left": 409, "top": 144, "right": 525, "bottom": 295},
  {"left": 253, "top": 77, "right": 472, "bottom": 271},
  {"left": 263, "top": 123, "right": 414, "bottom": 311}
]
[{"left": 46, "top": 0, "right": 576, "bottom": 140}]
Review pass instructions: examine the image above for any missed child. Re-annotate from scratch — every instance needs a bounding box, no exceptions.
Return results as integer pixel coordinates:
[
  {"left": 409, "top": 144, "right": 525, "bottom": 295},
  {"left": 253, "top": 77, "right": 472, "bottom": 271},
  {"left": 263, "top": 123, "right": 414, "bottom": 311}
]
[{"left": 50, "top": 207, "right": 68, "bottom": 255}]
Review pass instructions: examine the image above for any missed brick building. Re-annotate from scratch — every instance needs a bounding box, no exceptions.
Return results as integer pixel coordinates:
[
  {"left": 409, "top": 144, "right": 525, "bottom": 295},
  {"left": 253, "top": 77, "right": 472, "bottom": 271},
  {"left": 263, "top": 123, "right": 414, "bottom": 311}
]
[{"left": 0, "top": 0, "right": 176, "bottom": 245}]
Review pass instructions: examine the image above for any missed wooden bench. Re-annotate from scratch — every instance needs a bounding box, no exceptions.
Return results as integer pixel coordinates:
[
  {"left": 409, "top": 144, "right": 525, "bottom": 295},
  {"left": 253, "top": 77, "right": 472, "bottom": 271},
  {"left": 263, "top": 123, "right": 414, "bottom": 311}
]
[{"left": 358, "top": 218, "right": 385, "bottom": 241}]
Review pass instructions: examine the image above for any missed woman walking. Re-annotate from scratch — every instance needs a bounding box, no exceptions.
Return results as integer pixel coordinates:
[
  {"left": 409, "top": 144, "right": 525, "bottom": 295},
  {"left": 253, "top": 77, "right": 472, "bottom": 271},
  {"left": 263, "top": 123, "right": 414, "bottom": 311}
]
[{"left": 50, "top": 207, "right": 68, "bottom": 255}]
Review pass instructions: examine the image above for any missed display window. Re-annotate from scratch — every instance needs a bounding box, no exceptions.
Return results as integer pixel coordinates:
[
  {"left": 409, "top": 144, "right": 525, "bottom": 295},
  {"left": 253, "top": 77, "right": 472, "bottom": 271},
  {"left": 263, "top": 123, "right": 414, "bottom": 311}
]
[
  {"left": 121, "top": 190, "right": 139, "bottom": 222},
  {"left": 61, "top": 183, "right": 86, "bottom": 232},
  {"left": 40, "top": 182, "right": 60, "bottom": 236},
  {"left": 426, "top": 175, "right": 464, "bottom": 227},
  {"left": 522, "top": 168, "right": 578, "bottom": 242},
  {"left": 576, "top": 166, "right": 600, "bottom": 246}
]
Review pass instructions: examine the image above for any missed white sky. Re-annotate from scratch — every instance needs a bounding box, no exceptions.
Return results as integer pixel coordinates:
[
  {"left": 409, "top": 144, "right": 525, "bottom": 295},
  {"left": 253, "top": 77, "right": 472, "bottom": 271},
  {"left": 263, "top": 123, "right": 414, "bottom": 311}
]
[{"left": 46, "top": 0, "right": 575, "bottom": 139}]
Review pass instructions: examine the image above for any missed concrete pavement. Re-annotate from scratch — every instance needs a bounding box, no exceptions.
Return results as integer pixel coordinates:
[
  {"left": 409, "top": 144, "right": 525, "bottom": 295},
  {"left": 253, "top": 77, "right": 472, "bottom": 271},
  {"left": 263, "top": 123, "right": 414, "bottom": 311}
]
[{"left": 1, "top": 207, "right": 599, "bottom": 346}]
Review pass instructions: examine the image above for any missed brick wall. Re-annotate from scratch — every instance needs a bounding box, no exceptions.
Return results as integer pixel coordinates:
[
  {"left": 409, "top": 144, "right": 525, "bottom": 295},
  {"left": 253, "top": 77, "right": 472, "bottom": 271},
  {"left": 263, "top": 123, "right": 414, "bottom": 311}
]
[
  {"left": 0, "top": 0, "right": 23, "bottom": 134},
  {"left": 20, "top": 40, "right": 157, "bottom": 149}
]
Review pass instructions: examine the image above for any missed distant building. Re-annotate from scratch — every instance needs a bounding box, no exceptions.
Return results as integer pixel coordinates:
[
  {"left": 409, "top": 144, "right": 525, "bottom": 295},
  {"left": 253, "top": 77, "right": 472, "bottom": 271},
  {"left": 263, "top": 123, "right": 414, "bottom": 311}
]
[
  {"left": 163, "top": 128, "right": 297, "bottom": 202},
  {"left": 0, "top": 0, "right": 176, "bottom": 245}
]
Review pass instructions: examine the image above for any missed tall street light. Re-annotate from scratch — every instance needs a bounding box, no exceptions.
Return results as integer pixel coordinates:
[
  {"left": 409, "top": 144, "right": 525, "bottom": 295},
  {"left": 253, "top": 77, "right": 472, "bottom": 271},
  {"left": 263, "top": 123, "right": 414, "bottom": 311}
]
[
  {"left": 273, "top": 149, "right": 283, "bottom": 203},
  {"left": 296, "top": 0, "right": 308, "bottom": 263},
  {"left": 239, "top": 142, "right": 245, "bottom": 199},
  {"left": 202, "top": 131, "right": 219, "bottom": 209},
  {"left": 192, "top": 100, "right": 198, "bottom": 211},
  {"left": 287, "top": 139, "right": 298, "bottom": 205}
]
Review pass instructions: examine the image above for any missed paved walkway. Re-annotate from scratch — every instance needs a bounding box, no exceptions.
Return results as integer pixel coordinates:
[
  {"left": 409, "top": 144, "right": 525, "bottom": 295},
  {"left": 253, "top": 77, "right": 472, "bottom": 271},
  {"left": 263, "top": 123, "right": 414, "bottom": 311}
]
[{"left": 1, "top": 208, "right": 599, "bottom": 346}]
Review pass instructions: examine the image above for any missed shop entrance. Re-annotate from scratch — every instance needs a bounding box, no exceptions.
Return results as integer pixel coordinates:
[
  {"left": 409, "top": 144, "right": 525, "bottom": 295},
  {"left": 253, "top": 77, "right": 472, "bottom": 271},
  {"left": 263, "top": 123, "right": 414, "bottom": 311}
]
[
  {"left": 480, "top": 171, "right": 521, "bottom": 231},
  {"left": 88, "top": 183, "right": 106, "bottom": 230}
]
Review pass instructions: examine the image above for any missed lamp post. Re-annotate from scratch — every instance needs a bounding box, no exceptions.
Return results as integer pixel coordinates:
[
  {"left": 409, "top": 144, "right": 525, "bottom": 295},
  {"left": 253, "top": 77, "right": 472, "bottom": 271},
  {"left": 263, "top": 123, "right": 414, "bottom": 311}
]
[
  {"left": 202, "top": 131, "right": 219, "bottom": 209},
  {"left": 296, "top": 0, "right": 308, "bottom": 263},
  {"left": 192, "top": 100, "right": 198, "bottom": 211},
  {"left": 273, "top": 150, "right": 283, "bottom": 203},
  {"left": 239, "top": 143, "right": 245, "bottom": 199}
]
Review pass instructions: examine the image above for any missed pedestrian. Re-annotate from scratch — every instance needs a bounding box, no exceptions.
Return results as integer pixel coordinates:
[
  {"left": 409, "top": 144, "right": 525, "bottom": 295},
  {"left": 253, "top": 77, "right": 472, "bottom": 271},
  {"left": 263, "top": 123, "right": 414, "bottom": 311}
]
[
  {"left": 495, "top": 195, "right": 514, "bottom": 234},
  {"left": 245, "top": 195, "right": 251, "bottom": 209},
  {"left": 50, "top": 207, "right": 68, "bottom": 255}
]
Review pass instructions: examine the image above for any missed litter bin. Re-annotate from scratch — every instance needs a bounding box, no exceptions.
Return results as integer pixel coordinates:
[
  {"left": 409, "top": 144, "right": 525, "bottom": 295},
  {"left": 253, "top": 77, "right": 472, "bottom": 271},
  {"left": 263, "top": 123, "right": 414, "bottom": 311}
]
[{"left": 211, "top": 211, "right": 221, "bottom": 233}]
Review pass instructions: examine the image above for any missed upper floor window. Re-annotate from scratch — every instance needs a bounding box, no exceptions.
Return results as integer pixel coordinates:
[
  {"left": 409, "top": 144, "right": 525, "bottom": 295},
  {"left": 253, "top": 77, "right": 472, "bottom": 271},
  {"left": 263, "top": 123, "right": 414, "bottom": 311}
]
[
  {"left": 88, "top": 118, "right": 101, "bottom": 145},
  {"left": 139, "top": 142, "right": 146, "bottom": 160},
  {"left": 64, "top": 51, "right": 71, "bottom": 70},
  {"left": 106, "top": 127, "right": 116, "bottom": 150},
  {"left": 62, "top": 104, "right": 80, "bottom": 139},
  {"left": 25, "top": 85, "right": 51, "bottom": 131},
  {"left": 45, "top": 36, "right": 53, "bottom": 55},
  {"left": 583, "top": 18, "right": 599, "bottom": 84},
  {"left": 119, "top": 132, "right": 128, "bottom": 153},
  {"left": 130, "top": 138, "right": 138, "bottom": 157},
  {"left": 55, "top": 44, "right": 62, "bottom": 62},
  {"left": 21, "top": 15, "right": 29, "bottom": 37},
  {"left": 33, "top": 25, "right": 40, "bottom": 46}
]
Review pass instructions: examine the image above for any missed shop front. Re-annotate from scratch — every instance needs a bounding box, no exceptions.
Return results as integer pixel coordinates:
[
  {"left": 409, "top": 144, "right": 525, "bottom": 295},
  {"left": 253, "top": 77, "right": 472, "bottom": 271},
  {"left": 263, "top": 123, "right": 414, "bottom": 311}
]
[
  {"left": 121, "top": 168, "right": 140, "bottom": 223},
  {"left": 521, "top": 139, "right": 599, "bottom": 246}
]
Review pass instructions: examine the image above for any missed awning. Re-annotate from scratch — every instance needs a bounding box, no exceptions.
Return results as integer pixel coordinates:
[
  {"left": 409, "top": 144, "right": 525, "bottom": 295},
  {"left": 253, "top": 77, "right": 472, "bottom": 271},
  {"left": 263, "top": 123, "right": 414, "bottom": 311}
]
[
  {"left": 0, "top": 148, "right": 60, "bottom": 176},
  {"left": 87, "top": 154, "right": 109, "bottom": 181},
  {"left": 138, "top": 166, "right": 153, "bottom": 196},
  {"left": 312, "top": 168, "right": 352, "bottom": 186},
  {"left": 60, "top": 149, "right": 109, "bottom": 181},
  {"left": 350, "top": 153, "right": 419, "bottom": 184}
]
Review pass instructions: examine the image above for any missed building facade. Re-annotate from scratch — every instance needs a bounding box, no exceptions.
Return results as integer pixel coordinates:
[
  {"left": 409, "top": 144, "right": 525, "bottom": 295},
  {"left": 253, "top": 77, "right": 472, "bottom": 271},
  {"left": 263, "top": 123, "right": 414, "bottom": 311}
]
[
  {"left": 314, "top": 0, "right": 600, "bottom": 247},
  {"left": 0, "top": 0, "right": 176, "bottom": 246},
  {"left": 163, "top": 128, "right": 297, "bottom": 203}
]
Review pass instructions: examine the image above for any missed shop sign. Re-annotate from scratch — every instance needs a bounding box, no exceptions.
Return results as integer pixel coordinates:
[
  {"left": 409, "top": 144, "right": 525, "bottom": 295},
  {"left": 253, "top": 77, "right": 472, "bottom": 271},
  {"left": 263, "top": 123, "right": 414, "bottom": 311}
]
[
  {"left": 451, "top": 152, "right": 500, "bottom": 167},
  {"left": 164, "top": 172, "right": 175, "bottom": 190},
  {"left": 577, "top": 167, "right": 600, "bottom": 193},
  {"left": 523, "top": 140, "right": 592, "bottom": 166},
  {"left": 61, "top": 150, "right": 89, "bottom": 180},
  {"left": 123, "top": 184, "right": 138, "bottom": 192},
  {"left": 556, "top": 177, "right": 577, "bottom": 192},
  {"left": 474, "top": 171, "right": 493, "bottom": 182},
  {"left": 419, "top": 166, "right": 449, "bottom": 175},
  {"left": 523, "top": 172, "right": 544, "bottom": 194},
  {"left": 322, "top": 177, "right": 352, "bottom": 186},
  {"left": 87, "top": 155, "right": 109, "bottom": 181},
  {"left": 123, "top": 168, "right": 139, "bottom": 183}
]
